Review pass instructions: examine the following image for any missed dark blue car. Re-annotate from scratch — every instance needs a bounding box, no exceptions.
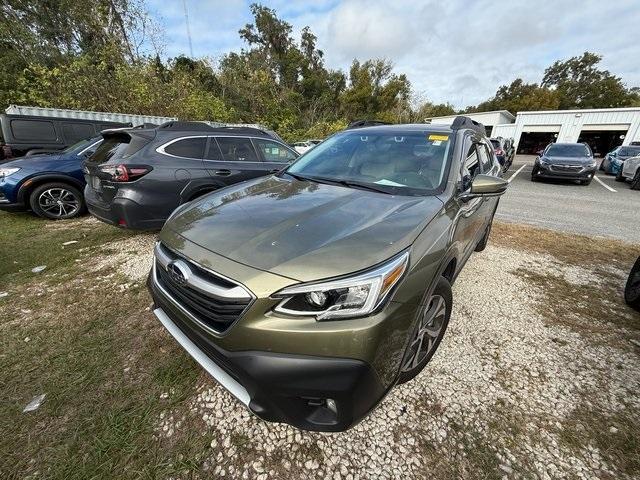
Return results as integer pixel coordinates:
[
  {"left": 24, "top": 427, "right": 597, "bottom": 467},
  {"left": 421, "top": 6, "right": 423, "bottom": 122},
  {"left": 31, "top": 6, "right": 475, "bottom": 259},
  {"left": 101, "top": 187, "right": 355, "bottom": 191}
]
[{"left": 0, "top": 136, "right": 102, "bottom": 219}]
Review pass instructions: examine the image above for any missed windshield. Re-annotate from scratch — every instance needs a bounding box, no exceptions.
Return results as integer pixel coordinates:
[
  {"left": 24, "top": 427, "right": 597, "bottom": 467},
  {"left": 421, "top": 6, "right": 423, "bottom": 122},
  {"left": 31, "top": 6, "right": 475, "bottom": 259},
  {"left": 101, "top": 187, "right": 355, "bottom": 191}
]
[
  {"left": 546, "top": 144, "right": 590, "bottom": 157},
  {"left": 619, "top": 146, "right": 640, "bottom": 156},
  {"left": 286, "top": 130, "right": 453, "bottom": 194}
]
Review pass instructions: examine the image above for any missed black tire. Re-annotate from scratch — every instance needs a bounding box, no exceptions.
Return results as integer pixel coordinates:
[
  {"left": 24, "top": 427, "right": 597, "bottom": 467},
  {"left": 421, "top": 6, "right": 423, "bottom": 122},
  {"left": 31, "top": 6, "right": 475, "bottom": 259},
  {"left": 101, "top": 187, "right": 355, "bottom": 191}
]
[
  {"left": 397, "top": 277, "right": 452, "bottom": 384},
  {"left": 581, "top": 178, "right": 592, "bottom": 186},
  {"left": 29, "top": 182, "right": 86, "bottom": 220},
  {"left": 615, "top": 168, "right": 626, "bottom": 182},
  {"left": 630, "top": 170, "right": 640, "bottom": 191},
  {"left": 624, "top": 256, "right": 640, "bottom": 311},
  {"left": 531, "top": 166, "right": 539, "bottom": 181},
  {"left": 599, "top": 160, "right": 605, "bottom": 171}
]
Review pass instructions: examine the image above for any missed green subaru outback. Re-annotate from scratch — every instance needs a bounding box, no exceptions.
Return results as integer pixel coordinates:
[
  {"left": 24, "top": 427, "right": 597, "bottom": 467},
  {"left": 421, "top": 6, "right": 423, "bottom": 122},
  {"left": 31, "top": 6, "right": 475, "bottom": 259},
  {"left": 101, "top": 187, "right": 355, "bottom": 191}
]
[{"left": 148, "top": 117, "right": 508, "bottom": 432}]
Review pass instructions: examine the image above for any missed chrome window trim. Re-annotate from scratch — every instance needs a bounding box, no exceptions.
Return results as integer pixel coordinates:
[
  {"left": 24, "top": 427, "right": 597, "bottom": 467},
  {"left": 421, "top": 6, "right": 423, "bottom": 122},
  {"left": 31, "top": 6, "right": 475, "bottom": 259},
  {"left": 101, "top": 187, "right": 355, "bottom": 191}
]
[
  {"left": 155, "top": 135, "right": 209, "bottom": 159},
  {"left": 155, "top": 134, "right": 296, "bottom": 162},
  {"left": 78, "top": 139, "right": 102, "bottom": 156}
]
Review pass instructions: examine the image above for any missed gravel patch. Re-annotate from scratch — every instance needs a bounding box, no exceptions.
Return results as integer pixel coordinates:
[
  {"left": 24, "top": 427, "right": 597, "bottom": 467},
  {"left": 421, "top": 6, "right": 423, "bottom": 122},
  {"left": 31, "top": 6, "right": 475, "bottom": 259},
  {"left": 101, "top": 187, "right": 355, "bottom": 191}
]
[
  {"left": 152, "top": 243, "right": 639, "bottom": 479},
  {"left": 92, "top": 233, "right": 157, "bottom": 282}
]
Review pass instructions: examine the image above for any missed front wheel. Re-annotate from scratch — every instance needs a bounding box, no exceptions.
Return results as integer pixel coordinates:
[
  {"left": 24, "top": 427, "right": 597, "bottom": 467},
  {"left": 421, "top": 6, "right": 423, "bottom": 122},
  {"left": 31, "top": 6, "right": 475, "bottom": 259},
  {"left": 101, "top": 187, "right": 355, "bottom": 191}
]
[
  {"left": 397, "top": 277, "right": 452, "bottom": 384},
  {"left": 625, "top": 257, "right": 640, "bottom": 311},
  {"left": 630, "top": 170, "right": 640, "bottom": 190},
  {"left": 29, "top": 182, "right": 86, "bottom": 220}
]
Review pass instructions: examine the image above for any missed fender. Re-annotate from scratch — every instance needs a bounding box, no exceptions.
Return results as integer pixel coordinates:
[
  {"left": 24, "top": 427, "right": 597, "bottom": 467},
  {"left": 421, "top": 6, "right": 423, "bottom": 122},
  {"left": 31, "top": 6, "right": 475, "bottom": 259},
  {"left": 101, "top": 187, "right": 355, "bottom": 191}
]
[
  {"left": 17, "top": 174, "right": 85, "bottom": 204},
  {"left": 179, "top": 178, "right": 228, "bottom": 204}
]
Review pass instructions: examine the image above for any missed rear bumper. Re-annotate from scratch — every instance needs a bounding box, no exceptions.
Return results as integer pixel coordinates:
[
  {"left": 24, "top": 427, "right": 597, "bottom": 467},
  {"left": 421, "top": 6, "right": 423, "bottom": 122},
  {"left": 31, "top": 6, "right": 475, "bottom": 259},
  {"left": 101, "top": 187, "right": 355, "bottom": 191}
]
[
  {"left": 84, "top": 186, "right": 165, "bottom": 230},
  {"left": 148, "top": 271, "right": 388, "bottom": 432}
]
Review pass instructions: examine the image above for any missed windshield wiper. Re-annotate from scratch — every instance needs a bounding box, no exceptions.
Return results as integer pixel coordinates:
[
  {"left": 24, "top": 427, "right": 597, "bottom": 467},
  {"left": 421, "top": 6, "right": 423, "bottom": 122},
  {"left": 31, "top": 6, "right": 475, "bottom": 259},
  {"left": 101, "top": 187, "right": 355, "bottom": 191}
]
[
  {"left": 310, "top": 177, "right": 393, "bottom": 194},
  {"left": 284, "top": 171, "right": 312, "bottom": 182}
]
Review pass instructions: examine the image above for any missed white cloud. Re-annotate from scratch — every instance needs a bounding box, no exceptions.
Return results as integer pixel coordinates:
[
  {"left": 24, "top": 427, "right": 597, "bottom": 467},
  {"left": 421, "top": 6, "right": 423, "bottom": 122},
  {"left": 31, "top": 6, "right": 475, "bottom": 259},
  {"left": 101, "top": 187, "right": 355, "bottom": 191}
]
[{"left": 147, "top": 0, "right": 640, "bottom": 109}]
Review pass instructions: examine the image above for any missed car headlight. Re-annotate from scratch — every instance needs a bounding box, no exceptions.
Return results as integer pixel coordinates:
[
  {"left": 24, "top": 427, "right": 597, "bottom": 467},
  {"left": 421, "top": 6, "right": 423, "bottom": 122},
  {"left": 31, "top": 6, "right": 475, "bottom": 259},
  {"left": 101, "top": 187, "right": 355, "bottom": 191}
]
[
  {"left": 587, "top": 159, "right": 597, "bottom": 168},
  {"left": 272, "top": 251, "right": 409, "bottom": 320},
  {"left": 0, "top": 167, "right": 20, "bottom": 178},
  {"left": 538, "top": 158, "right": 549, "bottom": 166}
]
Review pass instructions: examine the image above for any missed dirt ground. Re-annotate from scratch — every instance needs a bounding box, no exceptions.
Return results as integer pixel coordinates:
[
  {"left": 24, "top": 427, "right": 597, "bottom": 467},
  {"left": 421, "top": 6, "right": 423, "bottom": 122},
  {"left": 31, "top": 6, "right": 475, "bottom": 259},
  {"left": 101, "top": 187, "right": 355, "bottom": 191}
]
[{"left": 1, "top": 214, "right": 639, "bottom": 479}]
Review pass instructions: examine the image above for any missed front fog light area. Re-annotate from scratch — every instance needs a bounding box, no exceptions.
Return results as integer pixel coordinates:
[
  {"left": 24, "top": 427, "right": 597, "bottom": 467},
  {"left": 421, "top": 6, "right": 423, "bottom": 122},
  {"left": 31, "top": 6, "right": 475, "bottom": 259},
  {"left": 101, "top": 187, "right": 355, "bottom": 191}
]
[{"left": 272, "top": 252, "right": 408, "bottom": 320}]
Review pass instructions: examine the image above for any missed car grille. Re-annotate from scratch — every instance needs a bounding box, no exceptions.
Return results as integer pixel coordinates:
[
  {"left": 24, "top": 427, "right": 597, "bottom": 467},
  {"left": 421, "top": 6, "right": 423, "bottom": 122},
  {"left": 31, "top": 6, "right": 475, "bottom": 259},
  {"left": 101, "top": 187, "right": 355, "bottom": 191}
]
[
  {"left": 154, "top": 243, "right": 253, "bottom": 333},
  {"left": 550, "top": 164, "right": 583, "bottom": 172}
]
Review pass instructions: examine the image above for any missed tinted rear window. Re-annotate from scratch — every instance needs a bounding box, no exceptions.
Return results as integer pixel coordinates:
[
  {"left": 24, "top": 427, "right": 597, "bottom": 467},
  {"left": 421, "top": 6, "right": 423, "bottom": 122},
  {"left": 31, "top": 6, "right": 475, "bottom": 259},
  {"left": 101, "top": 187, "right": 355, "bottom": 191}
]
[
  {"left": 164, "top": 137, "right": 206, "bottom": 159},
  {"left": 88, "top": 133, "right": 150, "bottom": 164},
  {"left": 10, "top": 119, "right": 57, "bottom": 141}
]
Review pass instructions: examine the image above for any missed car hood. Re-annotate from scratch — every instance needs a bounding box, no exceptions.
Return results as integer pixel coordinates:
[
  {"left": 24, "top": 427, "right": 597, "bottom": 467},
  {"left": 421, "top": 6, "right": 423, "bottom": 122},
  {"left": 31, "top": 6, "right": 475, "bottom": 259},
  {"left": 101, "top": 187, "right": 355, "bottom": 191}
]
[
  {"left": 165, "top": 176, "right": 443, "bottom": 281},
  {"left": 2, "top": 153, "right": 63, "bottom": 169},
  {"left": 543, "top": 155, "right": 592, "bottom": 165}
]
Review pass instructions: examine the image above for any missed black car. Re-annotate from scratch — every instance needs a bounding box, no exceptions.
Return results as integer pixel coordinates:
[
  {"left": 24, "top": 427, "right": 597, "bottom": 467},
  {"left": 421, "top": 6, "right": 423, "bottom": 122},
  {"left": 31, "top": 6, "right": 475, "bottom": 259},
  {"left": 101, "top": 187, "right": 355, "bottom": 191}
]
[
  {"left": 0, "top": 113, "right": 129, "bottom": 159},
  {"left": 531, "top": 142, "right": 596, "bottom": 185},
  {"left": 83, "top": 121, "right": 299, "bottom": 230}
]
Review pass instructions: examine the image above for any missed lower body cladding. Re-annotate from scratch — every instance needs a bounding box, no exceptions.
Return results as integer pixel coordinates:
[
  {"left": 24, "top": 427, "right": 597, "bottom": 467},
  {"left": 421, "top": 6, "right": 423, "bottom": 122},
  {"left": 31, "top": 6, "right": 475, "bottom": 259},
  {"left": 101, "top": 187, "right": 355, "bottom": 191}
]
[
  {"left": 84, "top": 186, "right": 167, "bottom": 230},
  {"left": 147, "top": 262, "right": 420, "bottom": 432},
  {"left": 532, "top": 164, "right": 596, "bottom": 182}
]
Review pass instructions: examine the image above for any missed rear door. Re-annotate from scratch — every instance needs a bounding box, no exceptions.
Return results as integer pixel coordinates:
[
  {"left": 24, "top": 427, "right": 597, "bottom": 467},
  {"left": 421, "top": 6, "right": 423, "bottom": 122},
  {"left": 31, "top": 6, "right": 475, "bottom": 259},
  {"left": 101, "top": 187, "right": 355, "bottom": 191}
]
[
  {"left": 252, "top": 138, "right": 298, "bottom": 171},
  {"left": 205, "top": 136, "right": 270, "bottom": 185}
]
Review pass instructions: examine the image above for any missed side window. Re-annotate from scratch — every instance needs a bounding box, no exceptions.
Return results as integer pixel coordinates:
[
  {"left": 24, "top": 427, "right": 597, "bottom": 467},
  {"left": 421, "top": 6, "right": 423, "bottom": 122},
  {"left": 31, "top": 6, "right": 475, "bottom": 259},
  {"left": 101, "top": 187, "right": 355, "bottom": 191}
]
[
  {"left": 61, "top": 123, "right": 94, "bottom": 143},
  {"left": 477, "top": 144, "right": 493, "bottom": 172},
  {"left": 253, "top": 139, "right": 297, "bottom": 163},
  {"left": 10, "top": 119, "right": 57, "bottom": 141},
  {"left": 164, "top": 137, "right": 206, "bottom": 159},
  {"left": 463, "top": 144, "right": 480, "bottom": 184},
  {"left": 216, "top": 137, "right": 258, "bottom": 162},
  {"left": 204, "top": 137, "right": 223, "bottom": 160}
]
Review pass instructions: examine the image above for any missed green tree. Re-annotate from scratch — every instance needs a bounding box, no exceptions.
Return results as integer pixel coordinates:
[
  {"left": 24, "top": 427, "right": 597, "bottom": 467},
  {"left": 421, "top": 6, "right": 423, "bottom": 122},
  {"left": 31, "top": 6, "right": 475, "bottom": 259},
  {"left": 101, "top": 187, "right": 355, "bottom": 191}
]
[
  {"left": 339, "top": 59, "right": 411, "bottom": 121},
  {"left": 541, "top": 52, "right": 638, "bottom": 109},
  {"left": 470, "top": 79, "right": 560, "bottom": 114}
]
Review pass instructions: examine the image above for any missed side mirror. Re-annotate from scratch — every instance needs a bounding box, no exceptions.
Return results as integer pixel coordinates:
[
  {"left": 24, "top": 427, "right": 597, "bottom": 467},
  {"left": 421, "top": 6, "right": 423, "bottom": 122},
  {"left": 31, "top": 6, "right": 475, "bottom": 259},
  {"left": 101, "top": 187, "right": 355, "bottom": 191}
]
[{"left": 460, "top": 174, "right": 508, "bottom": 201}]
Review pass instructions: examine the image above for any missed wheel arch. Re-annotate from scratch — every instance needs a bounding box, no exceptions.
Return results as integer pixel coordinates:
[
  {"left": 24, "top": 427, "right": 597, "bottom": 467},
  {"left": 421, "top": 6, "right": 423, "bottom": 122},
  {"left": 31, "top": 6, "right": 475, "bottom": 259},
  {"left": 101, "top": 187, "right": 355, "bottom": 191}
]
[{"left": 17, "top": 174, "right": 85, "bottom": 205}]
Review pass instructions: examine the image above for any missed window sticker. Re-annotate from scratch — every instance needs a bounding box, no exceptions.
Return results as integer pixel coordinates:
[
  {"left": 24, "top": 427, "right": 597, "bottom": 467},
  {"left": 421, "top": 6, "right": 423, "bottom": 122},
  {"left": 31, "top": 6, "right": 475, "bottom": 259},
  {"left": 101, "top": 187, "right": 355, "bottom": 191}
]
[{"left": 428, "top": 134, "right": 449, "bottom": 142}]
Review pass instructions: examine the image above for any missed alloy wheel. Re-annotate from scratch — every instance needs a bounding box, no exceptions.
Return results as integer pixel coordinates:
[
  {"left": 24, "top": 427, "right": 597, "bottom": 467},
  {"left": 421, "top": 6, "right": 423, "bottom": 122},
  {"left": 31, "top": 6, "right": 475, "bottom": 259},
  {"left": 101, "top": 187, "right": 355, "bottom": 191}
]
[
  {"left": 38, "top": 188, "right": 80, "bottom": 218},
  {"left": 401, "top": 295, "right": 447, "bottom": 373}
]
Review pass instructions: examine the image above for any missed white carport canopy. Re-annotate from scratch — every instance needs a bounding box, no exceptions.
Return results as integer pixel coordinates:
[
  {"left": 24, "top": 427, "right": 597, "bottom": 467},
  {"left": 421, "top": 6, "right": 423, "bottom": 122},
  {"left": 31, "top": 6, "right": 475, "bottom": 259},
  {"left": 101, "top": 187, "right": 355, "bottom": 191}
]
[{"left": 521, "top": 125, "right": 561, "bottom": 133}]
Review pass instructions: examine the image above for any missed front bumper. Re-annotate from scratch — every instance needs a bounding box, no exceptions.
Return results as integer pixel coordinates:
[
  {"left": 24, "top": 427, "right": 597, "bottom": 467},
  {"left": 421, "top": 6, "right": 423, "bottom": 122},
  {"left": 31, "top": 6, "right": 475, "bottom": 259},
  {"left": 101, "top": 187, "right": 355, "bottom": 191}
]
[
  {"left": 84, "top": 186, "right": 165, "bottom": 230},
  {"left": 149, "top": 272, "right": 388, "bottom": 431},
  {"left": 533, "top": 164, "right": 596, "bottom": 181}
]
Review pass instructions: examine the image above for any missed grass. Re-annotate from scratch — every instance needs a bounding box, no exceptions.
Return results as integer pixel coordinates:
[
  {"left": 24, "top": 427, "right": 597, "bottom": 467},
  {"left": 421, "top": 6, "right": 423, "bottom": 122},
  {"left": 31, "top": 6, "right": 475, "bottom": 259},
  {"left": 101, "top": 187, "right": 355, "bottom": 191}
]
[
  {"left": 491, "top": 221, "right": 640, "bottom": 270},
  {"left": 0, "top": 211, "right": 206, "bottom": 479}
]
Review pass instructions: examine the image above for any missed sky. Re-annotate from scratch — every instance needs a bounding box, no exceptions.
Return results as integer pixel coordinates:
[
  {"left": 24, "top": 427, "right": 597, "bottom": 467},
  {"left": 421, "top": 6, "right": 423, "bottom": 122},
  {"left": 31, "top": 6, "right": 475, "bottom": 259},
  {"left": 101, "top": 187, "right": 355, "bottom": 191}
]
[{"left": 146, "top": 0, "right": 640, "bottom": 109}]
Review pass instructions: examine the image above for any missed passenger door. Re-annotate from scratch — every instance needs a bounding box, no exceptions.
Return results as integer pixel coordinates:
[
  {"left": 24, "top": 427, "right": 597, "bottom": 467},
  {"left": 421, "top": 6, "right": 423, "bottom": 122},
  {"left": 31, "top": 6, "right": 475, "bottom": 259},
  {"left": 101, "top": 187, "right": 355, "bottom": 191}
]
[
  {"left": 476, "top": 141, "right": 500, "bottom": 223},
  {"left": 252, "top": 138, "right": 298, "bottom": 172},
  {"left": 205, "top": 136, "right": 271, "bottom": 185},
  {"left": 452, "top": 140, "right": 487, "bottom": 260}
]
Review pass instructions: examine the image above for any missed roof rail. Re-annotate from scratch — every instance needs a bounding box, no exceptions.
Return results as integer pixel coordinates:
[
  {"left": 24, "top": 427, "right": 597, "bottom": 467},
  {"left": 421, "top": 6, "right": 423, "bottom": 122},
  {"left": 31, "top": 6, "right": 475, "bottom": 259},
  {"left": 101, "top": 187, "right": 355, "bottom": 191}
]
[
  {"left": 156, "top": 121, "right": 275, "bottom": 138},
  {"left": 346, "top": 119, "right": 392, "bottom": 130},
  {"left": 450, "top": 116, "right": 486, "bottom": 136}
]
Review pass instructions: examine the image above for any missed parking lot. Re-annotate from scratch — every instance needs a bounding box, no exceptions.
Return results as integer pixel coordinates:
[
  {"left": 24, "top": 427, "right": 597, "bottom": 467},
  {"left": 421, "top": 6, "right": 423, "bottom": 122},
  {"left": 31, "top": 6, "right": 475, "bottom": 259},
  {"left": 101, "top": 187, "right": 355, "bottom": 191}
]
[{"left": 498, "top": 155, "right": 640, "bottom": 243}]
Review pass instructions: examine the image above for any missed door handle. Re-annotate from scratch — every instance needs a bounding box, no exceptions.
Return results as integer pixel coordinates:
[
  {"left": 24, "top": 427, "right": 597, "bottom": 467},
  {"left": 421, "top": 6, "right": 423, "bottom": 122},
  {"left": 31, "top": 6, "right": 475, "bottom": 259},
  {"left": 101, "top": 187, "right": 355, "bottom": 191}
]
[{"left": 214, "top": 169, "right": 231, "bottom": 176}]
